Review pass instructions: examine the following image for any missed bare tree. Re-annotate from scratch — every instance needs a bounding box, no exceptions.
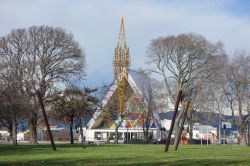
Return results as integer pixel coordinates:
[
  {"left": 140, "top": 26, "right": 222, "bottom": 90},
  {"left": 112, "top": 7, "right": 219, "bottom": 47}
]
[
  {"left": 146, "top": 33, "right": 225, "bottom": 152},
  {"left": 26, "top": 25, "right": 86, "bottom": 144},
  {"left": 141, "top": 81, "right": 155, "bottom": 142},
  {"left": 224, "top": 50, "right": 250, "bottom": 146},
  {"left": 0, "top": 25, "right": 86, "bottom": 144},
  {"left": 202, "top": 76, "right": 228, "bottom": 143},
  {"left": 133, "top": 71, "right": 154, "bottom": 142},
  {"left": 0, "top": 29, "right": 29, "bottom": 145},
  {"left": 0, "top": 78, "right": 29, "bottom": 145},
  {"left": 135, "top": 70, "right": 162, "bottom": 142}
]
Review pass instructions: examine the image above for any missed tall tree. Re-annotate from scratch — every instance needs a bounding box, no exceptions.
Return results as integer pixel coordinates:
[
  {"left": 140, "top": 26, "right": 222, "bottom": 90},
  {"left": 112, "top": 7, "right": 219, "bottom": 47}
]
[
  {"left": 0, "top": 25, "right": 86, "bottom": 144},
  {"left": 0, "top": 29, "right": 29, "bottom": 145},
  {"left": 146, "top": 33, "right": 225, "bottom": 152},
  {"left": 224, "top": 50, "right": 250, "bottom": 145},
  {"left": 26, "top": 25, "right": 86, "bottom": 144}
]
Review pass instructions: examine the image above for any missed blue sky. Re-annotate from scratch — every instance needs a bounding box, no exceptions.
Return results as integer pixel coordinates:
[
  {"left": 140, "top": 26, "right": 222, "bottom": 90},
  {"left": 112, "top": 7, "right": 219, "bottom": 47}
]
[
  {"left": 0, "top": 0, "right": 250, "bottom": 88},
  {"left": 225, "top": 0, "right": 250, "bottom": 17}
]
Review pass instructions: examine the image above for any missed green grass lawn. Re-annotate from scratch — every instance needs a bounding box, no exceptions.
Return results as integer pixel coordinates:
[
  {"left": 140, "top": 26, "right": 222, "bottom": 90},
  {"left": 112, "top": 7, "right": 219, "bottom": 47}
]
[{"left": 0, "top": 144, "right": 250, "bottom": 166}]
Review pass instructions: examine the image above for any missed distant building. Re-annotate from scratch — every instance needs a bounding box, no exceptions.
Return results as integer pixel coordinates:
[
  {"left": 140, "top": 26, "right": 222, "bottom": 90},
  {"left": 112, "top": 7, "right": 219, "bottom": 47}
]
[
  {"left": 36, "top": 125, "right": 76, "bottom": 141},
  {"left": 0, "top": 130, "right": 10, "bottom": 142},
  {"left": 192, "top": 123, "right": 217, "bottom": 143}
]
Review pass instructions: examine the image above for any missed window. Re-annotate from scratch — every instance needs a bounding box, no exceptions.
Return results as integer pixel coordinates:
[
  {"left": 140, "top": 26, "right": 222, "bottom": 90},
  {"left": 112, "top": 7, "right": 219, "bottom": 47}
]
[
  {"left": 109, "top": 132, "right": 123, "bottom": 140},
  {"left": 95, "top": 132, "right": 101, "bottom": 140}
]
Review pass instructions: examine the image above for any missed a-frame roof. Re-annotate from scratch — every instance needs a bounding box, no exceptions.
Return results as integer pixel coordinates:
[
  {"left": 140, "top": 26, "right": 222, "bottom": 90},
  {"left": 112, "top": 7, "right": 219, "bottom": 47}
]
[{"left": 87, "top": 69, "right": 160, "bottom": 129}]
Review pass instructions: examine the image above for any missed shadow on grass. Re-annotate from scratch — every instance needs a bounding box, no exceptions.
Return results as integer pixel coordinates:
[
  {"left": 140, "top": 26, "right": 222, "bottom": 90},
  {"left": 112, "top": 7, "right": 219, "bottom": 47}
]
[
  {"left": 0, "top": 143, "right": 125, "bottom": 155},
  {"left": 1, "top": 144, "right": 249, "bottom": 166},
  {"left": 0, "top": 157, "right": 248, "bottom": 166},
  {"left": 0, "top": 143, "right": 124, "bottom": 148}
]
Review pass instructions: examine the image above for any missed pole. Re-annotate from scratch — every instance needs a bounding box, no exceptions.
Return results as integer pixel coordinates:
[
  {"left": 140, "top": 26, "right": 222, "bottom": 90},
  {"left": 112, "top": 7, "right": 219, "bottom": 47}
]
[
  {"left": 164, "top": 90, "right": 183, "bottom": 152},
  {"left": 247, "top": 120, "right": 249, "bottom": 146},
  {"left": 219, "top": 117, "right": 221, "bottom": 144},
  {"left": 88, "top": 128, "right": 90, "bottom": 143},
  {"left": 200, "top": 128, "right": 202, "bottom": 146},
  {"left": 207, "top": 127, "right": 208, "bottom": 146},
  {"left": 223, "top": 124, "right": 226, "bottom": 145},
  {"left": 36, "top": 90, "right": 56, "bottom": 151},
  {"left": 175, "top": 100, "right": 191, "bottom": 151}
]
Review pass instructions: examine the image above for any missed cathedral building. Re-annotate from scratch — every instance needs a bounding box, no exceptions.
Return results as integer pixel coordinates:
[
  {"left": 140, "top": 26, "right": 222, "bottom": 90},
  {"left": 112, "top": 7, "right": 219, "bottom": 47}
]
[{"left": 85, "top": 18, "right": 161, "bottom": 143}]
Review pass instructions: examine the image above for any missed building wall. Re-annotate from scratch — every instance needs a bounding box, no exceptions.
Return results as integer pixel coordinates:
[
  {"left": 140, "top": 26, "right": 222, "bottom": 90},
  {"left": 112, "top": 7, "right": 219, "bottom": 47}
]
[{"left": 84, "top": 128, "right": 158, "bottom": 143}]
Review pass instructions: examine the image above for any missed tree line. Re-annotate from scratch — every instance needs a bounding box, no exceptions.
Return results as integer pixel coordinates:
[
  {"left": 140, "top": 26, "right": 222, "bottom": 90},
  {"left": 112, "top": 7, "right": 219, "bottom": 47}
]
[
  {"left": 1, "top": 25, "right": 249, "bottom": 148},
  {"left": 146, "top": 33, "right": 250, "bottom": 149},
  {"left": 0, "top": 25, "right": 95, "bottom": 145}
]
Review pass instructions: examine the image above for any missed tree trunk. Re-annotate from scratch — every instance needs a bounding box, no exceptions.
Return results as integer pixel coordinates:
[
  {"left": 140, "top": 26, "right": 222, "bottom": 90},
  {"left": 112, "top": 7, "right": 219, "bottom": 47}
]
[
  {"left": 143, "top": 126, "right": 149, "bottom": 142},
  {"left": 114, "top": 124, "right": 119, "bottom": 144},
  {"left": 12, "top": 115, "right": 17, "bottom": 145},
  {"left": 114, "top": 118, "right": 123, "bottom": 144},
  {"left": 189, "top": 120, "right": 194, "bottom": 143},
  {"left": 42, "top": 130, "right": 45, "bottom": 141},
  {"left": 165, "top": 90, "right": 183, "bottom": 152},
  {"left": 175, "top": 100, "right": 190, "bottom": 151},
  {"left": 145, "top": 128, "right": 149, "bottom": 142},
  {"left": 7, "top": 121, "right": 12, "bottom": 142},
  {"left": 70, "top": 115, "right": 74, "bottom": 144},
  {"left": 36, "top": 90, "right": 56, "bottom": 151},
  {"left": 174, "top": 123, "right": 181, "bottom": 145},
  {"left": 174, "top": 118, "right": 183, "bottom": 150},
  {"left": 238, "top": 127, "right": 247, "bottom": 146},
  {"left": 236, "top": 98, "right": 247, "bottom": 146},
  {"left": 143, "top": 119, "right": 150, "bottom": 142},
  {"left": 174, "top": 110, "right": 183, "bottom": 145},
  {"left": 28, "top": 102, "right": 39, "bottom": 144},
  {"left": 79, "top": 117, "right": 85, "bottom": 148},
  {"left": 29, "top": 119, "right": 38, "bottom": 144},
  {"left": 76, "top": 108, "right": 85, "bottom": 148}
]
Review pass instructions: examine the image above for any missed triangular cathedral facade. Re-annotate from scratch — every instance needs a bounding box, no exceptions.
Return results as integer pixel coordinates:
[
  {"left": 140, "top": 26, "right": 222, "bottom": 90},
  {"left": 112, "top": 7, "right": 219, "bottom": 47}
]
[{"left": 86, "top": 18, "right": 161, "bottom": 143}]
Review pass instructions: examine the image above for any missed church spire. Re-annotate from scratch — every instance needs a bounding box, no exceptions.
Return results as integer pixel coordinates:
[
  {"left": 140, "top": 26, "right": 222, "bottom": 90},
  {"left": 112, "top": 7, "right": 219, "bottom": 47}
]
[
  {"left": 113, "top": 17, "right": 130, "bottom": 82},
  {"left": 117, "top": 17, "right": 127, "bottom": 50}
]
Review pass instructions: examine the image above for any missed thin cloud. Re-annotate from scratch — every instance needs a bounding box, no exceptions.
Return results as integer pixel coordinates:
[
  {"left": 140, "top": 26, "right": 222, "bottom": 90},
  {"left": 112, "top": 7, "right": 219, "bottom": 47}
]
[{"left": 0, "top": 0, "right": 249, "bottom": 87}]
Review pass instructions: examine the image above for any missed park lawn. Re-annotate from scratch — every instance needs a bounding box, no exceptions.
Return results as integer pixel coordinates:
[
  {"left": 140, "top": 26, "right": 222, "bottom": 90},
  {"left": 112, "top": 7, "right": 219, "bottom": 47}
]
[{"left": 0, "top": 144, "right": 250, "bottom": 166}]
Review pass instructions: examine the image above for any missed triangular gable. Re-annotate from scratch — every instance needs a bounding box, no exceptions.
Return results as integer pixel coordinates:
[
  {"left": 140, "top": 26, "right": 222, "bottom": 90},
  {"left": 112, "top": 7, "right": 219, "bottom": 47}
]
[
  {"left": 87, "top": 70, "right": 161, "bottom": 129},
  {"left": 87, "top": 72, "right": 140, "bottom": 129}
]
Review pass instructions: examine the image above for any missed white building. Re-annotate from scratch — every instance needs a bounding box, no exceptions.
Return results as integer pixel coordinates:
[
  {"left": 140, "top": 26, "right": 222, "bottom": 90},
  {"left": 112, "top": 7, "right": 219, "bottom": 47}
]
[{"left": 192, "top": 123, "right": 217, "bottom": 143}]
